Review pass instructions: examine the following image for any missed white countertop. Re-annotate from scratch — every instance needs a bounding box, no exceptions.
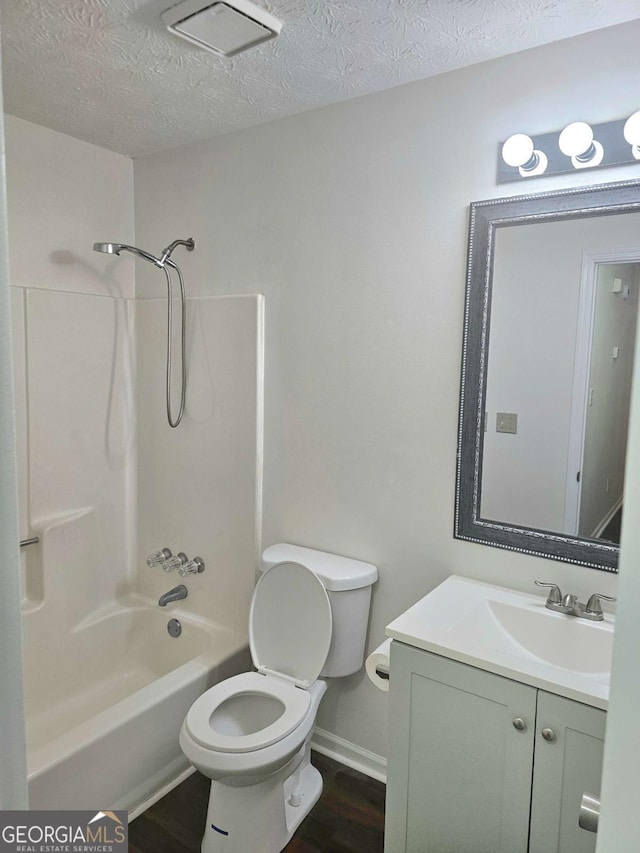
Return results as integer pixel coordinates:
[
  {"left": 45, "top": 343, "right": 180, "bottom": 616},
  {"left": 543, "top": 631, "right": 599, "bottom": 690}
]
[{"left": 385, "top": 575, "right": 613, "bottom": 710}]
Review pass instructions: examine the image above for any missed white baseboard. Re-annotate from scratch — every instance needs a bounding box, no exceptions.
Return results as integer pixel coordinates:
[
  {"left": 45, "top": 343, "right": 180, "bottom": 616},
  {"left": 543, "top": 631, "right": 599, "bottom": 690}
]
[{"left": 311, "top": 726, "right": 387, "bottom": 784}]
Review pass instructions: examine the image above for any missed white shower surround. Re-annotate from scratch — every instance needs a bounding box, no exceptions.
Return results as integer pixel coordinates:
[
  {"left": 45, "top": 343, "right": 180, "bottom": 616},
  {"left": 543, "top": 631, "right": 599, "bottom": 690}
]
[
  {"left": 11, "top": 284, "right": 263, "bottom": 812},
  {"left": 7, "top": 118, "right": 263, "bottom": 811},
  {"left": 11, "top": 288, "right": 262, "bottom": 813}
]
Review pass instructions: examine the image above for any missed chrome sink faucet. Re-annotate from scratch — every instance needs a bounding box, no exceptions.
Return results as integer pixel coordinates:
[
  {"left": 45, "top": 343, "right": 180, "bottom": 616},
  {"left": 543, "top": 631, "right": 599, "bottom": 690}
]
[
  {"left": 158, "top": 584, "right": 188, "bottom": 607},
  {"left": 535, "top": 581, "right": 616, "bottom": 621}
]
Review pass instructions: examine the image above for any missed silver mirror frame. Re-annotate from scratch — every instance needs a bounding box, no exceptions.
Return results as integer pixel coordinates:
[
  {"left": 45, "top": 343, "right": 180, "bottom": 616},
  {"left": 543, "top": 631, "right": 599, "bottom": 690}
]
[{"left": 455, "top": 178, "right": 640, "bottom": 573}]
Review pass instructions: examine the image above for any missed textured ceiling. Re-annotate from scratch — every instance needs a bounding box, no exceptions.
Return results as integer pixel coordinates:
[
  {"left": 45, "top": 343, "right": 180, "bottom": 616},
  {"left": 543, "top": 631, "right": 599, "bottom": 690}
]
[{"left": 2, "top": 0, "right": 640, "bottom": 158}]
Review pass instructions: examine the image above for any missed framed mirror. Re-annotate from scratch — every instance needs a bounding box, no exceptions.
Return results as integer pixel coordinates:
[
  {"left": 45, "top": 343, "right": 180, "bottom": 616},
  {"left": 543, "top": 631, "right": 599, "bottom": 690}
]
[{"left": 455, "top": 179, "right": 640, "bottom": 572}]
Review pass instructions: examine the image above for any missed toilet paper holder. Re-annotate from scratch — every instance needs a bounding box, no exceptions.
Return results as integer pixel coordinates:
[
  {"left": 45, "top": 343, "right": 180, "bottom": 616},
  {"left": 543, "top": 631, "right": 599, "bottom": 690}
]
[{"left": 366, "top": 638, "right": 392, "bottom": 691}]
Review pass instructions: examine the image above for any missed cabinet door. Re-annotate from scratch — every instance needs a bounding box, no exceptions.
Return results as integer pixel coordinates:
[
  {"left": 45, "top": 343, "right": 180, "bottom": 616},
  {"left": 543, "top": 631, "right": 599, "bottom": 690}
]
[
  {"left": 529, "top": 691, "right": 605, "bottom": 853},
  {"left": 385, "top": 644, "right": 537, "bottom": 853}
]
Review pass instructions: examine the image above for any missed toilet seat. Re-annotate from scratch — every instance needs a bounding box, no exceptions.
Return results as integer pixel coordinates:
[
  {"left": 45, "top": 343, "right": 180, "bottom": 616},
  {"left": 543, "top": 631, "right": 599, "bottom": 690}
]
[
  {"left": 184, "top": 561, "right": 333, "bottom": 756},
  {"left": 184, "top": 671, "right": 311, "bottom": 753}
]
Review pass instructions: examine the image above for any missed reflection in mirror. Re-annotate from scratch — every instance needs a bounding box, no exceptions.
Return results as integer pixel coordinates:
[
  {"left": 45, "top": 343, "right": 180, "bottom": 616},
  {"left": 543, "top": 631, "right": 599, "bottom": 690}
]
[
  {"left": 482, "top": 214, "right": 640, "bottom": 545},
  {"left": 455, "top": 180, "right": 640, "bottom": 572}
]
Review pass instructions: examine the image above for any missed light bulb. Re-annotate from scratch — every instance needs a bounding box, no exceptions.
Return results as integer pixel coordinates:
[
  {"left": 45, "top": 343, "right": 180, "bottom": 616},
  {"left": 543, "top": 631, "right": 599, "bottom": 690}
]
[
  {"left": 558, "top": 122, "right": 592, "bottom": 156},
  {"left": 558, "top": 121, "right": 603, "bottom": 168},
  {"left": 501, "top": 133, "right": 547, "bottom": 177},
  {"left": 623, "top": 111, "right": 640, "bottom": 160},
  {"left": 502, "top": 134, "right": 534, "bottom": 168}
]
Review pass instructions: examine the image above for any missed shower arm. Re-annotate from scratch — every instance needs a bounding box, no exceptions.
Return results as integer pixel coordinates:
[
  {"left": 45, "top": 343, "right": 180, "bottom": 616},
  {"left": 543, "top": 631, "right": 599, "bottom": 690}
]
[{"left": 159, "top": 238, "right": 195, "bottom": 267}]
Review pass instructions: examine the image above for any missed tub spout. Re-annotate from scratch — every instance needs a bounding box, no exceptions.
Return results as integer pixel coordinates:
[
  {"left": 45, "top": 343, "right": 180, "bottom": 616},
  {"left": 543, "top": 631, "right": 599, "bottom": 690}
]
[{"left": 158, "top": 584, "right": 188, "bottom": 607}]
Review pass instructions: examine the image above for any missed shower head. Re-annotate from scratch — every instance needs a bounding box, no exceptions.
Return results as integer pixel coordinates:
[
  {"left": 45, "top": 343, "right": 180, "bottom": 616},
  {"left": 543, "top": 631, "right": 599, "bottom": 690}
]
[
  {"left": 93, "top": 242, "right": 123, "bottom": 254},
  {"left": 93, "top": 242, "right": 164, "bottom": 266}
]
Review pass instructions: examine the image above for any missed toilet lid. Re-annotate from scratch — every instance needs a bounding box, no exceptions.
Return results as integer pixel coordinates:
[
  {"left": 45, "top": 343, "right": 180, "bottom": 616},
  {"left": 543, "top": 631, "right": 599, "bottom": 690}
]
[{"left": 250, "top": 561, "right": 332, "bottom": 688}]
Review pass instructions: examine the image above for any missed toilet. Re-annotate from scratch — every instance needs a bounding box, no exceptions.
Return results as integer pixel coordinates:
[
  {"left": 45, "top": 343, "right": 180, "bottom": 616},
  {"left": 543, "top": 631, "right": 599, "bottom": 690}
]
[{"left": 179, "top": 543, "right": 378, "bottom": 853}]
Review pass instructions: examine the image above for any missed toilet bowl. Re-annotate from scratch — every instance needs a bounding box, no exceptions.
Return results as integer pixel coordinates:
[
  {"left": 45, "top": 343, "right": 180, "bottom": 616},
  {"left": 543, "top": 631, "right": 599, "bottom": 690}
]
[
  {"left": 180, "top": 672, "right": 324, "bottom": 782},
  {"left": 179, "top": 544, "right": 377, "bottom": 853},
  {"left": 180, "top": 673, "right": 327, "bottom": 786}
]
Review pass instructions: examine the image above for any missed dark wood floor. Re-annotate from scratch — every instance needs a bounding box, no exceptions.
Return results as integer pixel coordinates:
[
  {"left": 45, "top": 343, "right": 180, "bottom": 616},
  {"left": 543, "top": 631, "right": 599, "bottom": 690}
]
[{"left": 129, "top": 752, "right": 385, "bottom": 853}]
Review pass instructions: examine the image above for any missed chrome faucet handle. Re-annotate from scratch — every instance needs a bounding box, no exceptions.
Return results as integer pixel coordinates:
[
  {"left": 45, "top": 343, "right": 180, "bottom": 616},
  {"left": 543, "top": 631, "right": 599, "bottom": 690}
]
[
  {"left": 535, "top": 581, "right": 562, "bottom": 604},
  {"left": 147, "top": 547, "right": 172, "bottom": 567},
  {"left": 162, "top": 552, "right": 188, "bottom": 572},
  {"left": 585, "top": 592, "right": 617, "bottom": 618},
  {"left": 178, "top": 557, "right": 205, "bottom": 577}
]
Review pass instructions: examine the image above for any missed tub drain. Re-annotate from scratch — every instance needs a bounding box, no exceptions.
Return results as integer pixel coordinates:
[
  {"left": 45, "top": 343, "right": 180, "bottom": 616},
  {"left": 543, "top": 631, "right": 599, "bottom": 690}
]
[{"left": 167, "top": 618, "right": 182, "bottom": 638}]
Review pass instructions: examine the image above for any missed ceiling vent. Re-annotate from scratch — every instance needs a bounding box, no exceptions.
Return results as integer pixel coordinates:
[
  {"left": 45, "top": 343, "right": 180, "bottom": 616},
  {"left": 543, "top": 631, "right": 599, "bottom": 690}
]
[{"left": 162, "top": 0, "right": 282, "bottom": 57}]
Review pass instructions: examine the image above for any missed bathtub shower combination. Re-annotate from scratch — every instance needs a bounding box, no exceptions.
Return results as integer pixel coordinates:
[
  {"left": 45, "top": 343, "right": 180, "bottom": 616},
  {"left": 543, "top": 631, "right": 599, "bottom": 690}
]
[{"left": 12, "top": 239, "right": 262, "bottom": 814}]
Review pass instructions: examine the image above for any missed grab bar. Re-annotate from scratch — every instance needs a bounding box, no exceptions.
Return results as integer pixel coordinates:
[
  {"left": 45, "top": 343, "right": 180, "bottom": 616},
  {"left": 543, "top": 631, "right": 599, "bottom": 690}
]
[{"left": 20, "top": 536, "right": 40, "bottom": 548}]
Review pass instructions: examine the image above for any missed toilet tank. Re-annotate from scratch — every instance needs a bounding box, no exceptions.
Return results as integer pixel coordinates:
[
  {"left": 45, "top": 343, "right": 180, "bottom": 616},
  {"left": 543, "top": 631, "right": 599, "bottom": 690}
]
[{"left": 261, "top": 544, "right": 378, "bottom": 678}]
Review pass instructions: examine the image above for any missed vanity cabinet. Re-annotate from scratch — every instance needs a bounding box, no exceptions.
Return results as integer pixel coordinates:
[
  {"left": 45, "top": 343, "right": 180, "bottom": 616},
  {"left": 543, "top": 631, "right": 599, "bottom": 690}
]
[{"left": 384, "top": 643, "right": 605, "bottom": 853}]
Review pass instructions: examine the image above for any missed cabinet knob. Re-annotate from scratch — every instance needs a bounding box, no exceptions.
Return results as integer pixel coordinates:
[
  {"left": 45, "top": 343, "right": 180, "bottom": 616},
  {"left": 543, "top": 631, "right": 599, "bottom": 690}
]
[
  {"left": 541, "top": 727, "right": 556, "bottom": 742},
  {"left": 512, "top": 717, "right": 527, "bottom": 732}
]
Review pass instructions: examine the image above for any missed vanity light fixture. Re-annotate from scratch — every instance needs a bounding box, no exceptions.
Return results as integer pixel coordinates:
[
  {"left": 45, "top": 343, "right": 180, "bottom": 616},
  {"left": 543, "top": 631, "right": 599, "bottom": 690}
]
[
  {"left": 623, "top": 111, "right": 640, "bottom": 160},
  {"left": 498, "top": 112, "right": 640, "bottom": 183},
  {"left": 558, "top": 121, "right": 604, "bottom": 169}
]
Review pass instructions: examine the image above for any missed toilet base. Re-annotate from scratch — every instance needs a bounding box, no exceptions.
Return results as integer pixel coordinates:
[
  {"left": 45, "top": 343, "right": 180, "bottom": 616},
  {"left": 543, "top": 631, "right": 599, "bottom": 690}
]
[
  {"left": 201, "top": 747, "right": 322, "bottom": 853},
  {"left": 283, "top": 756, "right": 323, "bottom": 838}
]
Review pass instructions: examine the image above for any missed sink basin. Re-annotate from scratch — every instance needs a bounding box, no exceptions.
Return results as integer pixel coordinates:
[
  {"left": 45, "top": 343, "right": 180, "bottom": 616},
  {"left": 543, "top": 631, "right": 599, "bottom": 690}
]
[
  {"left": 386, "top": 576, "right": 615, "bottom": 709},
  {"left": 447, "top": 598, "right": 613, "bottom": 675}
]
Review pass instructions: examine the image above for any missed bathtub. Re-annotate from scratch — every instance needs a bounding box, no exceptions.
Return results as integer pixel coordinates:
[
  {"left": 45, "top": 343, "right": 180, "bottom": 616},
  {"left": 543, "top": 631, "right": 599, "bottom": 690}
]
[{"left": 23, "top": 597, "right": 250, "bottom": 816}]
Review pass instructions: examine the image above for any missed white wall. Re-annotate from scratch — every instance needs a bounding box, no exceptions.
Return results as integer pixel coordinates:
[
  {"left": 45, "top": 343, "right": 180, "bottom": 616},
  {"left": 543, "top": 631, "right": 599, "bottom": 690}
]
[
  {"left": 5, "top": 115, "right": 134, "bottom": 298},
  {"left": 0, "top": 59, "right": 28, "bottom": 810},
  {"left": 482, "top": 217, "right": 640, "bottom": 533},
  {"left": 134, "top": 21, "right": 640, "bottom": 758}
]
